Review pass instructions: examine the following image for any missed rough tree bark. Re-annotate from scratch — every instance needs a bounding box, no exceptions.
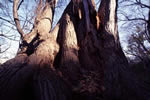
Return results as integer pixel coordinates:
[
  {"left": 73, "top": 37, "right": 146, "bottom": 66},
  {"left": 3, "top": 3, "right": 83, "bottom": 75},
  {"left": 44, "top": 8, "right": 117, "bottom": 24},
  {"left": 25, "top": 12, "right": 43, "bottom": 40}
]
[
  {"left": 98, "top": 0, "right": 150, "bottom": 100},
  {"left": 0, "top": 0, "right": 150, "bottom": 100}
]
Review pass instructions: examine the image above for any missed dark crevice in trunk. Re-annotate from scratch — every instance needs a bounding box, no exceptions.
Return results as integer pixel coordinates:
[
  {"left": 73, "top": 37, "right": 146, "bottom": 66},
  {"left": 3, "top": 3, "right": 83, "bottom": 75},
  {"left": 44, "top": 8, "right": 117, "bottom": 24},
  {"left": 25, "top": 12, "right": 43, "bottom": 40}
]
[{"left": 53, "top": 47, "right": 62, "bottom": 69}]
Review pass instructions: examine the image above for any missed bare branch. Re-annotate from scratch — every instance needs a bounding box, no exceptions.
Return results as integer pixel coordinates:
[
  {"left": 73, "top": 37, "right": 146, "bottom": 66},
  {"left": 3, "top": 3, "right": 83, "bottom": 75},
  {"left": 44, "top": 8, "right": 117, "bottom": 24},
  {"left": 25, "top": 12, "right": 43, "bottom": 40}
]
[
  {"left": 13, "top": 0, "right": 25, "bottom": 38},
  {"left": 0, "top": 16, "right": 15, "bottom": 26},
  {"left": 119, "top": 12, "right": 148, "bottom": 22},
  {"left": 0, "top": 46, "right": 10, "bottom": 53},
  {"left": 123, "top": 0, "right": 150, "bottom": 9},
  {"left": 8, "top": 0, "right": 13, "bottom": 3},
  {"left": 0, "top": 34, "right": 19, "bottom": 41},
  {"left": 124, "top": 50, "right": 144, "bottom": 61},
  {"left": 135, "top": 0, "right": 150, "bottom": 9},
  {"left": 17, "top": 0, "right": 24, "bottom": 10}
]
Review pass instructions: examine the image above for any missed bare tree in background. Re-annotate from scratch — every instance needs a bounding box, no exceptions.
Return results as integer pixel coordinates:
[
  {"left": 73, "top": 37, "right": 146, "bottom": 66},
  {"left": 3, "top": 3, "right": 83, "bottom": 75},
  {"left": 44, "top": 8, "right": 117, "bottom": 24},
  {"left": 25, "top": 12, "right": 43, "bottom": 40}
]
[
  {"left": 118, "top": 0, "right": 150, "bottom": 62},
  {"left": 0, "top": 0, "right": 150, "bottom": 100},
  {"left": 125, "top": 26, "right": 150, "bottom": 61}
]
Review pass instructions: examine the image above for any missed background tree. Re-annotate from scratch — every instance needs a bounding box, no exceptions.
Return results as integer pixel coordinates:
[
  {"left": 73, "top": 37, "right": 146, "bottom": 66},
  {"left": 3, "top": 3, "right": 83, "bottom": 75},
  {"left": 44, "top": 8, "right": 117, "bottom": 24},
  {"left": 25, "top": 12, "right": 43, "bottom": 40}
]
[
  {"left": 126, "top": 26, "right": 150, "bottom": 61},
  {"left": 118, "top": 0, "right": 150, "bottom": 62}
]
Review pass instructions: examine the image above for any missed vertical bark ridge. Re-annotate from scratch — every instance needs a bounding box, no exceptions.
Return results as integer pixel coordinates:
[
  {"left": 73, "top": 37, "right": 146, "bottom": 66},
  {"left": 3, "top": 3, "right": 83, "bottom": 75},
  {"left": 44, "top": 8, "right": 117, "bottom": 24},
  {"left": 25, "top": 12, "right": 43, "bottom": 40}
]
[
  {"left": 56, "top": 5, "right": 81, "bottom": 86},
  {"left": 71, "top": 1, "right": 104, "bottom": 98},
  {"left": 98, "top": 0, "right": 106, "bottom": 34}
]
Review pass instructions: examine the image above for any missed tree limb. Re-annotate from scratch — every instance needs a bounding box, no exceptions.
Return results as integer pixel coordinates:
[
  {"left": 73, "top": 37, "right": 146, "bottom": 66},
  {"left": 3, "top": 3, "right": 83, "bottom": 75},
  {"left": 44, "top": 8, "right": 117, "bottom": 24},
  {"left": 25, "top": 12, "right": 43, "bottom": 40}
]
[
  {"left": 13, "top": 0, "right": 25, "bottom": 39},
  {"left": 135, "top": 0, "right": 150, "bottom": 9},
  {"left": 122, "top": 0, "right": 150, "bottom": 9},
  {"left": 17, "top": 0, "right": 24, "bottom": 10},
  {"left": 0, "top": 17, "right": 15, "bottom": 26},
  {"left": 0, "top": 34, "right": 19, "bottom": 41},
  {"left": 124, "top": 50, "right": 144, "bottom": 61},
  {"left": 119, "top": 12, "right": 147, "bottom": 22}
]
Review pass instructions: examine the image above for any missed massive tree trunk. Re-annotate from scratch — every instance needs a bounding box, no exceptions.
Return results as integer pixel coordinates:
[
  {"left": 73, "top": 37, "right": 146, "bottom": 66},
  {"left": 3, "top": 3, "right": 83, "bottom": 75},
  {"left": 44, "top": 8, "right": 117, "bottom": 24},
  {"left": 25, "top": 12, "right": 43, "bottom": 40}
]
[{"left": 0, "top": 0, "right": 150, "bottom": 100}]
